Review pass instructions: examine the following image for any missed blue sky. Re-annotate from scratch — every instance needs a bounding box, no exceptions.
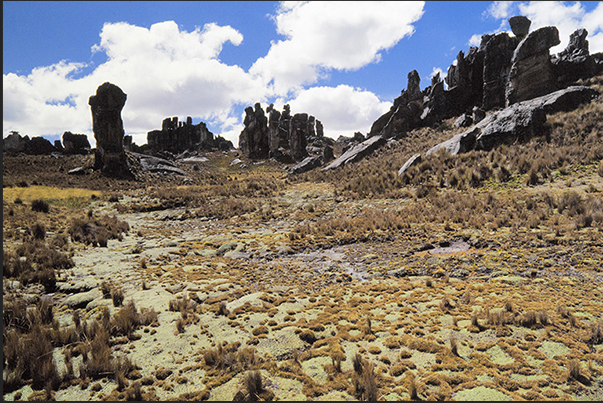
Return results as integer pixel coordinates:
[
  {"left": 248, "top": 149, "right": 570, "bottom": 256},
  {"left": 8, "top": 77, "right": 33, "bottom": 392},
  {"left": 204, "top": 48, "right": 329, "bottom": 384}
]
[{"left": 3, "top": 1, "right": 603, "bottom": 148}]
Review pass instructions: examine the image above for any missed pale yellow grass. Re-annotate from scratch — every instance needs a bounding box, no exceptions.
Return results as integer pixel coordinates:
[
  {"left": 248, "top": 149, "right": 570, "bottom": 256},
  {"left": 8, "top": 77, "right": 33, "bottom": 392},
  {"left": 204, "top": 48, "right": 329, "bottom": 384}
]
[{"left": 3, "top": 185, "right": 102, "bottom": 203}]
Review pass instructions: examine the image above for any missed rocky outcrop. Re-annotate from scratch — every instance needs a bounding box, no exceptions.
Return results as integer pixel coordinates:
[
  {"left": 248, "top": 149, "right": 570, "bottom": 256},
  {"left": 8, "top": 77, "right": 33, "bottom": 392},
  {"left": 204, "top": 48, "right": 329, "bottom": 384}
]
[
  {"left": 552, "top": 28, "right": 598, "bottom": 85},
  {"left": 238, "top": 102, "right": 328, "bottom": 164},
  {"left": 506, "top": 26, "right": 560, "bottom": 106},
  {"left": 289, "top": 113, "right": 310, "bottom": 161},
  {"left": 3, "top": 132, "right": 30, "bottom": 154},
  {"left": 3, "top": 132, "right": 58, "bottom": 155},
  {"left": 146, "top": 116, "right": 231, "bottom": 155},
  {"left": 239, "top": 103, "right": 270, "bottom": 160},
  {"left": 89, "top": 82, "right": 130, "bottom": 177},
  {"left": 135, "top": 153, "right": 186, "bottom": 176},
  {"left": 323, "top": 135, "right": 386, "bottom": 170},
  {"left": 369, "top": 70, "right": 423, "bottom": 138},
  {"left": 482, "top": 33, "right": 520, "bottom": 110},
  {"left": 401, "top": 85, "right": 598, "bottom": 171},
  {"left": 62, "top": 131, "right": 91, "bottom": 154}
]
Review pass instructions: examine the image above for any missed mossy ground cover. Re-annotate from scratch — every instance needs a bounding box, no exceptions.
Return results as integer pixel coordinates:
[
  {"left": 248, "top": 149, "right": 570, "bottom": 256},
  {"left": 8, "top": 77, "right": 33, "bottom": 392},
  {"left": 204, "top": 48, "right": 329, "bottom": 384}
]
[{"left": 3, "top": 77, "right": 603, "bottom": 401}]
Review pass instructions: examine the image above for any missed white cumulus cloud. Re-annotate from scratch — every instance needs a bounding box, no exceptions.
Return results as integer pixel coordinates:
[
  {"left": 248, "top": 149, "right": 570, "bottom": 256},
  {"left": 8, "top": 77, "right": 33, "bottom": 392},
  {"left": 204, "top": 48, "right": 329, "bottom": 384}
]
[
  {"left": 4, "top": 2, "right": 427, "bottom": 148},
  {"left": 250, "top": 1, "right": 425, "bottom": 97},
  {"left": 283, "top": 85, "right": 392, "bottom": 139}
]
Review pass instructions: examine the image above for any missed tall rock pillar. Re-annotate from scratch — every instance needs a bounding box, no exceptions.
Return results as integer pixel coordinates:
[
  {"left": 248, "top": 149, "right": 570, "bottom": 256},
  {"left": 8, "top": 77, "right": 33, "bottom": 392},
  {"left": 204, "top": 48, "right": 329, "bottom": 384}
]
[{"left": 89, "top": 82, "right": 130, "bottom": 177}]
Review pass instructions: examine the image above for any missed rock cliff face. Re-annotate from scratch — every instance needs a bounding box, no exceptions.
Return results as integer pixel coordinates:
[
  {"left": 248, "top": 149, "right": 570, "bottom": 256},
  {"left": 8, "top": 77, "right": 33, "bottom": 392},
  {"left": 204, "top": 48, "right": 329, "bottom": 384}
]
[
  {"left": 238, "top": 103, "right": 330, "bottom": 164},
  {"left": 89, "top": 82, "right": 130, "bottom": 177}
]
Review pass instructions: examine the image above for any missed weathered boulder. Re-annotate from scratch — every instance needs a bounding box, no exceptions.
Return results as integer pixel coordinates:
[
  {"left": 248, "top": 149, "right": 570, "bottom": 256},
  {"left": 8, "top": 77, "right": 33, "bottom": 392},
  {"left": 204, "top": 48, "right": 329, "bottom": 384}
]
[
  {"left": 323, "top": 135, "right": 386, "bottom": 170},
  {"left": 62, "top": 131, "right": 91, "bottom": 154},
  {"left": 477, "top": 85, "right": 597, "bottom": 150},
  {"left": 506, "top": 26, "right": 560, "bottom": 105},
  {"left": 509, "top": 16, "right": 531, "bottom": 38},
  {"left": 427, "top": 126, "right": 479, "bottom": 156},
  {"left": 89, "top": 82, "right": 130, "bottom": 177},
  {"left": 398, "top": 153, "right": 422, "bottom": 176},
  {"left": 288, "top": 155, "right": 323, "bottom": 175},
  {"left": 135, "top": 153, "right": 187, "bottom": 176},
  {"left": 239, "top": 103, "right": 270, "bottom": 160},
  {"left": 482, "top": 33, "right": 520, "bottom": 110}
]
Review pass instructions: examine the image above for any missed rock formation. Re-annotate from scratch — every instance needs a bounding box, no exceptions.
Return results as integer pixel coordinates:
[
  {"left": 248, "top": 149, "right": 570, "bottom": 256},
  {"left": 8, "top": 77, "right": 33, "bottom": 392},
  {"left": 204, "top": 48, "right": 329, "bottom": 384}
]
[
  {"left": 62, "top": 131, "right": 91, "bottom": 154},
  {"left": 506, "top": 26, "right": 560, "bottom": 106},
  {"left": 323, "top": 135, "right": 387, "bottom": 170},
  {"left": 2, "top": 132, "right": 58, "bottom": 155},
  {"left": 238, "top": 102, "right": 329, "bottom": 164},
  {"left": 239, "top": 103, "right": 270, "bottom": 160},
  {"left": 89, "top": 82, "right": 130, "bottom": 177},
  {"left": 403, "top": 85, "right": 598, "bottom": 171},
  {"left": 146, "top": 115, "right": 232, "bottom": 155}
]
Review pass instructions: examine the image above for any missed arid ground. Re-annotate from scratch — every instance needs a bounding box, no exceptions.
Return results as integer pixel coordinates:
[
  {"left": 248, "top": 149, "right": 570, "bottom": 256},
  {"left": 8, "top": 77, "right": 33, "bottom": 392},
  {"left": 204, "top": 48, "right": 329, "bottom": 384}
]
[{"left": 3, "top": 76, "right": 603, "bottom": 401}]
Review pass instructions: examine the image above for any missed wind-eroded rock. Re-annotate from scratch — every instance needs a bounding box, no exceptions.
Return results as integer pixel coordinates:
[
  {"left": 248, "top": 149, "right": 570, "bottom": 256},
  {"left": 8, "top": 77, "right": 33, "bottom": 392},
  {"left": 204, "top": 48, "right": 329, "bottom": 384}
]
[{"left": 89, "top": 82, "right": 130, "bottom": 177}]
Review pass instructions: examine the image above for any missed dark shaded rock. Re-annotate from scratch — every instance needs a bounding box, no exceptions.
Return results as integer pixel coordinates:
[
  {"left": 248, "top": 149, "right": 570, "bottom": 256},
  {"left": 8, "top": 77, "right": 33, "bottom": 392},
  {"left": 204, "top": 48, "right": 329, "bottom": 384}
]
[
  {"left": 509, "top": 16, "right": 531, "bottom": 38},
  {"left": 267, "top": 104, "right": 285, "bottom": 155},
  {"left": 482, "top": 33, "right": 520, "bottom": 110},
  {"left": 3, "top": 132, "right": 29, "bottom": 153},
  {"left": 369, "top": 70, "right": 423, "bottom": 138},
  {"left": 54, "top": 140, "right": 63, "bottom": 151},
  {"left": 417, "top": 86, "right": 598, "bottom": 161},
  {"left": 288, "top": 155, "right": 322, "bottom": 175},
  {"left": 239, "top": 103, "right": 269, "bottom": 160},
  {"left": 89, "top": 82, "right": 130, "bottom": 177},
  {"left": 62, "top": 131, "right": 91, "bottom": 154},
  {"left": 453, "top": 113, "right": 473, "bottom": 128},
  {"left": 398, "top": 153, "right": 422, "bottom": 176},
  {"left": 421, "top": 75, "right": 449, "bottom": 126},
  {"left": 146, "top": 115, "right": 227, "bottom": 154},
  {"left": 322, "top": 144, "right": 334, "bottom": 163},
  {"left": 506, "top": 26, "right": 560, "bottom": 105},
  {"left": 472, "top": 106, "right": 486, "bottom": 124},
  {"left": 28, "top": 136, "right": 56, "bottom": 155},
  {"left": 289, "top": 113, "right": 310, "bottom": 161},
  {"left": 552, "top": 28, "right": 596, "bottom": 85},
  {"left": 316, "top": 120, "right": 324, "bottom": 137},
  {"left": 323, "top": 135, "right": 386, "bottom": 170}
]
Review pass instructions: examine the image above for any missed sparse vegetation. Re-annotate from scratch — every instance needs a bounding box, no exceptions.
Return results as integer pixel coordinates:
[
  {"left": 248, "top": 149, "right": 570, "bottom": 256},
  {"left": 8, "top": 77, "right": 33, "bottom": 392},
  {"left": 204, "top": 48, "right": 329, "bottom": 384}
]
[{"left": 3, "top": 74, "right": 603, "bottom": 401}]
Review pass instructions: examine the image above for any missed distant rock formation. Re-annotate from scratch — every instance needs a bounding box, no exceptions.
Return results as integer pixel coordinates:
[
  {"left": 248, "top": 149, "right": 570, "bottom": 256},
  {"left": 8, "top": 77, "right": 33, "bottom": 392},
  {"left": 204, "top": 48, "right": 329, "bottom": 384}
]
[
  {"left": 62, "top": 131, "right": 91, "bottom": 154},
  {"left": 89, "top": 82, "right": 130, "bottom": 177},
  {"left": 238, "top": 102, "right": 331, "bottom": 165},
  {"left": 239, "top": 103, "right": 270, "bottom": 160},
  {"left": 145, "top": 116, "right": 232, "bottom": 155},
  {"left": 3, "top": 131, "right": 57, "bottom": 155}
]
